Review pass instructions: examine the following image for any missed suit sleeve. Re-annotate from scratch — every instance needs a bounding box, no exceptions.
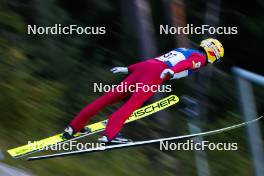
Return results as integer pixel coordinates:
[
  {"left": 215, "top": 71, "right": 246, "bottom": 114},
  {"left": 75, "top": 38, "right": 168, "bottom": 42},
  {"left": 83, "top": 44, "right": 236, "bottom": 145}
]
[{"left": 128, "top": 61, "right": 144, "bottom": 72}]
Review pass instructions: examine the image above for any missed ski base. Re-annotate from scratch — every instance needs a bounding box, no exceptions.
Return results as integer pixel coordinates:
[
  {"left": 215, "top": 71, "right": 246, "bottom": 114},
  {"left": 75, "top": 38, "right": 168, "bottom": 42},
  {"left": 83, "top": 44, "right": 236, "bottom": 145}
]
[{"left": 27, "top": 116, "right": 263, "bottom": 161}]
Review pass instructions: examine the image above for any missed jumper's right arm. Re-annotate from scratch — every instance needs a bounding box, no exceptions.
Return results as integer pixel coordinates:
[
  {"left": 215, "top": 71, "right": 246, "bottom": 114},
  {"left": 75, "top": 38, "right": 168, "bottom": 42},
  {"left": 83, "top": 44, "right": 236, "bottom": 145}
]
[
  {"left": 128, "top": 61, "right": 145, "bottom": 72},
  {"left": 110, "top": 61, "right": 143, "bottom": 74}
]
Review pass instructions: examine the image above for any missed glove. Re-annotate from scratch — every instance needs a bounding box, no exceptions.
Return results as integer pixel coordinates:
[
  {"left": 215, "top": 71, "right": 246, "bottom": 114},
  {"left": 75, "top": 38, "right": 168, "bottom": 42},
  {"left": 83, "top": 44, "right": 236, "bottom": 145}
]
[
  {"left": 110, "top": 67, "right": 129, "bottom": 74},
  {"left": 160, "top": 68, "right": 174, "bottom": 79}
]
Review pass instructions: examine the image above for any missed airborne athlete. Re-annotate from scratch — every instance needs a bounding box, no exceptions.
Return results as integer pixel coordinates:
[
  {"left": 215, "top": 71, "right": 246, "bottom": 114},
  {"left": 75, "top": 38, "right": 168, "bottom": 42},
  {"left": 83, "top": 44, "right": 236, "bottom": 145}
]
[{"left": 63, "top": 38, "right": 224, "bottom": 143}]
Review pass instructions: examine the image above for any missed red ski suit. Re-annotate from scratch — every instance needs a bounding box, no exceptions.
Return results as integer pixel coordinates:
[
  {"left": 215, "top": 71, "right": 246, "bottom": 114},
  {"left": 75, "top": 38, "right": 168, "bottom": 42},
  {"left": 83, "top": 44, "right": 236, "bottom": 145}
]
[{"left": 70, "top": 49, "right": 206, "bottom": 140}]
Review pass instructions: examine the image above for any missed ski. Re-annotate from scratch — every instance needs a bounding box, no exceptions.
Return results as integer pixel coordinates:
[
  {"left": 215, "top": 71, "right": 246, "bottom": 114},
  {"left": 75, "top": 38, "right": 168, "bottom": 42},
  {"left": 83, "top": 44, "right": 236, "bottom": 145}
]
[
  {"left": 7, "top": 95, "right": 179, "bottom": 158},
  {"left": 27, "top": 116, "right": 263, "bottom": 161}
]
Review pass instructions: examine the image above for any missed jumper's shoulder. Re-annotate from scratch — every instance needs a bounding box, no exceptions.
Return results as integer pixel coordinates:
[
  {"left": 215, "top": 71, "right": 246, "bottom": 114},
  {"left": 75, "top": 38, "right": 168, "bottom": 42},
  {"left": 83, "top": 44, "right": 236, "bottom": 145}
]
[{"left": 187, "top": 52, "right": 207, "bottom": 67}]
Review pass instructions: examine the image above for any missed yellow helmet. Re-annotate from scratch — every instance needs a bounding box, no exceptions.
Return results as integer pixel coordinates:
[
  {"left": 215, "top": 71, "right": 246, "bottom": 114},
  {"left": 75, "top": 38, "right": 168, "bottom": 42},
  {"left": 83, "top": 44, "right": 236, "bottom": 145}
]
[{"left": 200, "top": 38, "right": 224, "bottom": 64}]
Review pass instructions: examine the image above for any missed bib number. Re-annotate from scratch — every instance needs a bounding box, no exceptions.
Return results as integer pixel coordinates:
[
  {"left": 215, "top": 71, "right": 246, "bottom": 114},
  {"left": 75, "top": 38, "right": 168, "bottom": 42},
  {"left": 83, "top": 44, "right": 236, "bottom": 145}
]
[{"left": 157, "top": 51, "right": 180, "bottom": 62}]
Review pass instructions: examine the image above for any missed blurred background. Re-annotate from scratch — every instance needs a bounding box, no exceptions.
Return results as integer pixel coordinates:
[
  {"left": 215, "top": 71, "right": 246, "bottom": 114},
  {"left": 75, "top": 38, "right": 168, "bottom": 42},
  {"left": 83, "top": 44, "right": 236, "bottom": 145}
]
[{"left": 0, "top": 0, "right": 264, "bottom": 175}]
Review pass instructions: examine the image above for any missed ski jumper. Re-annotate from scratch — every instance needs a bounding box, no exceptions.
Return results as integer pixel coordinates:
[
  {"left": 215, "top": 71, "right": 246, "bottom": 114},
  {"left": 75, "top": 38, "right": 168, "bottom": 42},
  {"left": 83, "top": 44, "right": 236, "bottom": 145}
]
[{"left": 70, "top": 48, "right": 207, "bottom": 140}]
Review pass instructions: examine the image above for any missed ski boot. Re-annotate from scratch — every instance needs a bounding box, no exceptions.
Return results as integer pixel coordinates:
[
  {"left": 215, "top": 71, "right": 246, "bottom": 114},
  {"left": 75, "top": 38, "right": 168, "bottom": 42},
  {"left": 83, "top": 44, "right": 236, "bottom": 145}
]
[
  {"left": 98, "top": 133, "right": 132, "bottom": 144},
  {"left": 62, "top": 126, "right": 91, "bottom": 140}
]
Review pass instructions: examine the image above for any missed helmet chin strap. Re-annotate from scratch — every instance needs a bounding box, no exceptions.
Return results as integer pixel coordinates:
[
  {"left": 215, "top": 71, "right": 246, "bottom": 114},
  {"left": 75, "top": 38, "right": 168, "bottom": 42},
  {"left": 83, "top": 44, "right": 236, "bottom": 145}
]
[
  {"left": 204, "top": 42, "right": 220, "bottom": 61},
  {"left": 210, "top": 45, "right": 220, "bottom": 60}
]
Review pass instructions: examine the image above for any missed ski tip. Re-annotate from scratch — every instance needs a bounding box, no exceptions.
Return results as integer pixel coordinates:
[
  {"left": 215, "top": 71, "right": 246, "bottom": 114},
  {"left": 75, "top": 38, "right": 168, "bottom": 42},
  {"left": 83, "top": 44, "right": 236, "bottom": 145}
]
[{"left": 254, "top": 115, "right": 263, "bottom": 121}]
